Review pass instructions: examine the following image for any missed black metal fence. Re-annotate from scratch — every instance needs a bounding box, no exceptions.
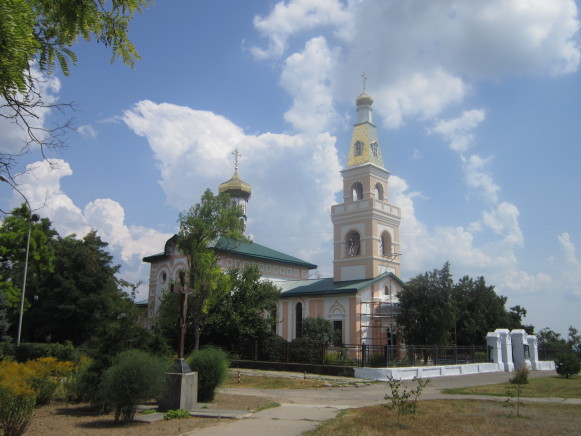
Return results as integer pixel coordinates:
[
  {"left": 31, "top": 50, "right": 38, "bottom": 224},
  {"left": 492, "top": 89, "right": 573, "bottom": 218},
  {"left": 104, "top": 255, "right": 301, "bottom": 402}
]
[{"left": 240, "top": 340, "right": 490, "bottom": 368}]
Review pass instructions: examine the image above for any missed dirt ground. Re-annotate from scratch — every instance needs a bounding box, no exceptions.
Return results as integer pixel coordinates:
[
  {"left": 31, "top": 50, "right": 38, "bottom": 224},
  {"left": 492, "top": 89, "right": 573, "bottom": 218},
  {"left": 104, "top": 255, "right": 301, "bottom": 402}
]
[{"left": 24, "top": 393, "right": 273, "bottom": 436}]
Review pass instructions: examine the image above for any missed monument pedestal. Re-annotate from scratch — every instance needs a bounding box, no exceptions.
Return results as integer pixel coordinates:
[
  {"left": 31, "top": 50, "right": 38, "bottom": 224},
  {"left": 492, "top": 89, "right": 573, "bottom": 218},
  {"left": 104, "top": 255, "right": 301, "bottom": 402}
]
[{"left": 158, "top": 358, "right": 198, "bottom": 411}]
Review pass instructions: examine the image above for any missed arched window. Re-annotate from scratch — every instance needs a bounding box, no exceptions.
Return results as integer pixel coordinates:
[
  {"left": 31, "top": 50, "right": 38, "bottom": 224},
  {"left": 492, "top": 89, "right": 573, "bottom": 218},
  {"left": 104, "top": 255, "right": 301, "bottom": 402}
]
[
  {"left": 352, "top": 182, "right": 363, "bottom": 200},
  {"left": 354, "top": 141, "right": 363, "bottom": 156},
  {"left": 381, "top": 231, "right": 392, "bottom": 256},
  {"left": 374, "top": 182, "right": 384, "bottom": 201},
  {"left": 295, "top": 302, "right": 303, "bottom": 337},
  {"left": 370, "top": 141, "right": 378, "bottom": 157},
  {"left": 346, "top": 230, "right": 361, "bottom": 257}
]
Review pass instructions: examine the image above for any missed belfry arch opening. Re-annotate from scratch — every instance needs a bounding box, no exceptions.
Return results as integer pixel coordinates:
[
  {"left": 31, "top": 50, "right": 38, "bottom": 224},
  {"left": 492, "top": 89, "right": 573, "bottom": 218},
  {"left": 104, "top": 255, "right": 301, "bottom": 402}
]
[
  {"left": 374, "top": 182, "right": 384, "bottom": 201},
  {"left": 346, "top": 230, "right": 361, "bottom": 257},
  {"left": 381, "top": 231, "right": 392, "bottom": 257},
  {"left": 352, "top": 182, "right": 363, "bottom": 201}
]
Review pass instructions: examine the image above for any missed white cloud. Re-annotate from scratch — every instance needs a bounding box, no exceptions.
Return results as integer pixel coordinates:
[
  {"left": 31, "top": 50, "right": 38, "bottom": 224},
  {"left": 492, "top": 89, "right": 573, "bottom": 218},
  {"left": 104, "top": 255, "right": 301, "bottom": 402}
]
[
  {"left": 250, "top": 0, "right": 351, "bottom": 59},
  {"left": 0, "top": 66, "right": 62, "bottom": 155},
  {"left": 430, "top": 109, "right": 486, "bottom": 153},
  {"left": 122, "top": 100, "right": 342, "bottom": 275},
  {"left": 77, "top": 124, "right": 97, "bottom": 138},
  {"left": 462, "top": 154, "right": 500, "bottom": 203},
  {"left": 6, "top": 159, "right": 172, "bottom": 296},
  {"left": 280, "top": 36, "right": 342, "bottom": 133}
]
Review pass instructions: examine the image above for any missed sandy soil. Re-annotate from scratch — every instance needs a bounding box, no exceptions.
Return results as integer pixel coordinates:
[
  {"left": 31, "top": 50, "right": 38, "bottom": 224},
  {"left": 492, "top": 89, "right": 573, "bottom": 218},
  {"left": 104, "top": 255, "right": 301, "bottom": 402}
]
[{"left": 23, "top": 393, "right": 273, "bottom": 436}]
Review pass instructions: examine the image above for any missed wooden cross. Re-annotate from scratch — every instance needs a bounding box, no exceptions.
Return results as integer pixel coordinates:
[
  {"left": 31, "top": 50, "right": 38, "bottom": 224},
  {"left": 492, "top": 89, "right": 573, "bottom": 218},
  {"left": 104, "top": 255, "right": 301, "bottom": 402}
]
[
  {"left": 361, "top": 72, "right": 368, "bottom": 92},
  {"left": 170, "top": 271, "right": 195, "bottom": 359}
]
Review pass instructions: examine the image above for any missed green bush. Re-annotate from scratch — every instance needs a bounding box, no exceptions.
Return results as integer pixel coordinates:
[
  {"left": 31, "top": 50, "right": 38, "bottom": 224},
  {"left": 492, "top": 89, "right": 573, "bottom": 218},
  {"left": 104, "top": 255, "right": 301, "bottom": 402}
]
[
  {"left": 163, "top": 409, "right": 190, "bottom": 420},
  {"left": 260, "top": 334, "right": 288, "bottom": 362},
  {"left": 369, "top": 353, "right": 386, "bottom": 368},
  {"left": 325, "top": 348, "right": 356, "bottom": 366},
  {"left": 187, "top": 347, "right": 229, "bottom": 402},
  {"left": 14, "top": 342, "right": 79, "bottom": 363},
  {"left": 289, "top": 337, "right": 323, "bottom": 364},
  {"left": 99, "top": 350, "right": 169, "bottom": 423},
  {"left": 0, "top": 387, "right": 36, "bottom": 436},
  {"left": 0, "top": 342, "right": 14, "bottom": 362},
  {"left": 555, "top": 352, "right": 581, "bottom": 379},
  {"left": 509, "top": 366, "right": 529, "bottom": 385}
]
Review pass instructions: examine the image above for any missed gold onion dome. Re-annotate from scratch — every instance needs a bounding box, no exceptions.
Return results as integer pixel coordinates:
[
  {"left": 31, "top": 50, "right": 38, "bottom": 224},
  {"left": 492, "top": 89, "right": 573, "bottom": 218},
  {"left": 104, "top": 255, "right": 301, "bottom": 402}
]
[
  {"left": 219, "top": 170, "right": 251, "bottom": 199},
  {"left": 356, "top": 91, "right": 373, "bottom": 107}
]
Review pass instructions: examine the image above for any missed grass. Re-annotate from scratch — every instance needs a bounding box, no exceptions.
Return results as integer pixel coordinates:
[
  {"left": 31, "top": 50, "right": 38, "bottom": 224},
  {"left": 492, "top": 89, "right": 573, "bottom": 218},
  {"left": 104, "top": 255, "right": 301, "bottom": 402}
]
[
  {"left": 305, "top": 400, "right": 581, "bottom": 435},
  {"left": 442, "top": 375, "right": 581, "bottom": 398},
  {"left": 222, "top": 374, "right": 357, "bottom": 389},
  {"left": 255, "top": 402, "right": 280, "bottom": 412}
]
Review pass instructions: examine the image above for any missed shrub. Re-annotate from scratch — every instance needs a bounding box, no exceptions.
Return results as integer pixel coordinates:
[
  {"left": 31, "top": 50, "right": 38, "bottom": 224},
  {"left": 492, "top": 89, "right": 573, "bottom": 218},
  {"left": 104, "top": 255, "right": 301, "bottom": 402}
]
[
  {"left": 14, "top": 342, "right": 79, "bottom": 363},
  {"left": 384, "top": 376, "right": 430, "bottom": 425},
  {"left": 0, "top": 342, "right": 14, "bottom": 362},
  {"left": 555, "top": 352, "right": 581, "bottom": 379},
  {"left": 0, "top": 361, "right": 37, "bottom": 436},
  {"left": 260, "top": 333, "right": 288, "bottom": 362},
  {"left": 325, "top": 348, "right": 356, "bottom": 366},
  {"left": 163, "top": 409, "right": 190, "bottom": 420},
  {"left": 369, "top": 353, "right": 386, "bottom": 368},
  {"left": 99, "top": 350, "right": 169, "bottom": 423},
  {"left": 289, "top": 337, "right": 323, "bottom": 364},
  {"left": 509, "top": 366, "right": 529, "bottom": 385},
  {"left": 187, "top": 347, "right": 229, "bottom": 402}
]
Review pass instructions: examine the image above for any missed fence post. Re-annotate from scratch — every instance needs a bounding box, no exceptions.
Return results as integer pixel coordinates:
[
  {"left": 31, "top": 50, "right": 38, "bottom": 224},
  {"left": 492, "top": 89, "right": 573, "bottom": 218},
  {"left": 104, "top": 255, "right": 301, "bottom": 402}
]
[
  {"left": 472, "top": 345, "right": 475, "bottom": 363},
  {"left": 454, "top": 345, "right": 458, "bottom": 364},
  {"left": 434, "top": 345, "right": 438, "bottom": 366},
  {"left": 254, "top": 340, "right": 258, "bottom": 361},
  {"left": 362, "top": 344, "right": 367, "bottom": 367},
  {"left": 411, "top": 345, "right": 415, "bottom": 366},
  {"left": 384, "top": 344, "right": 388, "bottom": 367}
]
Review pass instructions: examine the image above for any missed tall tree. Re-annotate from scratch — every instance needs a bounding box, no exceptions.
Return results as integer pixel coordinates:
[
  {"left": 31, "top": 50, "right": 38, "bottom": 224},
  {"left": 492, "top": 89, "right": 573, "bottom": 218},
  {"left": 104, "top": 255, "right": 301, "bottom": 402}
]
[
  {"left": 177, "top": 189, "right": 246, "bottom": 351},
  {"left": 0, "top": 204, "right": 56, "bottom": 330},
  {"left": 202, "top": 264, "right": 281, "bottom": 353},
  {"left": 396, "top": 262, "right": 455, "bottom": 347},
  {"left": 24, "top": 230, "right": 128, "bottom": 345},
  {"left": 452, "top": 275, "right": 509, "bottom": 346},
  {"left": 0, "top": 0, "right": 150, "bottom": 179}
]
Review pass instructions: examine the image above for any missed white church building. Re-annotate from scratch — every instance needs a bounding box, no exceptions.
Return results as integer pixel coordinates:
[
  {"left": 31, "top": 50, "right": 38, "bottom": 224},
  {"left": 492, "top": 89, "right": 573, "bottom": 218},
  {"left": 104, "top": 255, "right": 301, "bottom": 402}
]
[{"left": 143, "top": 90, "right": 404, "bottom": 347}]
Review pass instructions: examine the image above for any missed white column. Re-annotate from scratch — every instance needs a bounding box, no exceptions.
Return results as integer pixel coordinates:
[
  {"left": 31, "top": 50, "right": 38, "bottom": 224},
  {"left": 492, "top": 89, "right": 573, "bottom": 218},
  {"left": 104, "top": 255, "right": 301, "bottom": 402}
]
[
  {"left": 486, "top": 331, "right": 502, "bottom": 368},
  {"left": 496, "top": 329, "right": 514, "bottom": 371},
  {"left": 527, "top": 335, "right": 540, "bottom": 370},
  {"left": 511, "top": 329, "right": 531, "bottom": 370}
]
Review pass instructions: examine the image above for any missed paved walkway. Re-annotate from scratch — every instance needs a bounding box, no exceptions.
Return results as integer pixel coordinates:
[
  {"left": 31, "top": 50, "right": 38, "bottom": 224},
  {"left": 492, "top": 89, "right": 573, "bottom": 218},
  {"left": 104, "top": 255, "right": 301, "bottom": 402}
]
[{"left": 181, "top": 369, "right": 577, "bottom": 436}]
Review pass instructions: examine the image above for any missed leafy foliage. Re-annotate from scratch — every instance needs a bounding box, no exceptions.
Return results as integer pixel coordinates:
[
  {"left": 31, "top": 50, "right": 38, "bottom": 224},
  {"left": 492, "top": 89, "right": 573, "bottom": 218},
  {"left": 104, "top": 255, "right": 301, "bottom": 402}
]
[
  {"left": 203, "top": 264, "right": 280, "bottom": 353},
  {"left": 163, "top": 409, "right": 190, "bottom": 420},
  {"left": 397, "top": 263, "right": 455, "bottom": 346},
  {"left": 99, "top": 350, "right": 169, "bottom": 423},
  {"left": 301, "top": 317, "right": 340, "bottom": 346},
  {"left": 0, "top": 0, "right": 150, "bottom": 177},
  {"left": 509, "top": 367, "right": 530, "bottom": 385},
  {"left": 186, "top": 347, "right": 230, "bottom": 402},
  {"left": 176, "top": 189, "right": 246, "bottom": 351},
  {"left": 555, "top": 352, "right": 581, "bottom": 379},
  {"left": 384, "top": 376, "right": 430, "bottom": 425}
]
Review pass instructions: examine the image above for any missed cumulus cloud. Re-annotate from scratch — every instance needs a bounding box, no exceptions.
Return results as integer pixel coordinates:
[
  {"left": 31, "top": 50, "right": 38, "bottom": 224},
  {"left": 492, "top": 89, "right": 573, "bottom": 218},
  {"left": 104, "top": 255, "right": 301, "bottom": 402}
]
[
  {"left": 5, "top": 159, "right": 172, "bottom": 296},
  {"left": 430, "top": 109, "right": 486, "bottom": 153},
  {"left": 122, "top": 100, "right": 342, "bottom": 274}
]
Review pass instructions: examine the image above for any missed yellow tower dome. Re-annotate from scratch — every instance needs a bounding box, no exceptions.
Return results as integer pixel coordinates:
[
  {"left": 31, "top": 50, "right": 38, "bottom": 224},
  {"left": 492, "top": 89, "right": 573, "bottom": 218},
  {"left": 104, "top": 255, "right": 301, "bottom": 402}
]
[{"left": 219, "top": 149, "right": 251, "bottom": 219}]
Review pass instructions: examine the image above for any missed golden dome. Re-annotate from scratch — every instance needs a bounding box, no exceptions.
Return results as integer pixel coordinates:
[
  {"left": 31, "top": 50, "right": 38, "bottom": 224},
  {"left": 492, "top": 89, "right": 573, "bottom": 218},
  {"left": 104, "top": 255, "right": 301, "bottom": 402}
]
[
  {"left": 219, "top": 170, "right": 251, "bottom": 199},
  {"left": 356, "top": 92, "right": 374, "bottom": 107}
]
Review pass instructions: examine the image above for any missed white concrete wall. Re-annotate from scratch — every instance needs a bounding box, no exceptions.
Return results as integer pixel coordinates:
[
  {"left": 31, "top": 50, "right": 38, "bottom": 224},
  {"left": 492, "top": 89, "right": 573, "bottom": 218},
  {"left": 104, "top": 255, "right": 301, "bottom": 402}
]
[{"left": 355, "top": 363, "right": 503, "bottom": 381}]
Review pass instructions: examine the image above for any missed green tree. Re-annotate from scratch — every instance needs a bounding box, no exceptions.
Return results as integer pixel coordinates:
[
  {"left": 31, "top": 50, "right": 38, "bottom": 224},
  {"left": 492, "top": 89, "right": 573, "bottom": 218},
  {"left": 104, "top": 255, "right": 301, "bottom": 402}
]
[
  {"left": 537, "top": 327, "right": 566, "bottom": 348},
  {"left": 24, "top": 230, "right": 129, "bottom": 345},
  {"left": 302, "top": 317, "right": 340, "bottom": 345},
  {"left": 203, "top": 264, "right": 280, "bottom": 353},
  {"left": 0, "top": 204, "right": 56, "bottom": 333},
  {"left": 0, "top": 291, "right": 10, "bottom": 342},
  {"left": 452, "top": 275, "right": 510, "bottom": 346},
  {"left": 506, "top": 305, "right": 534, "bottom": 334},
  {"left": 177, "top": 189, "right": 246, "bottom": 351},
  {"left": 0, "top": 0, "right": 150, "bottom": 178},
  {"left": 396, "top": 262, "right": 455, "bottom": 348}
]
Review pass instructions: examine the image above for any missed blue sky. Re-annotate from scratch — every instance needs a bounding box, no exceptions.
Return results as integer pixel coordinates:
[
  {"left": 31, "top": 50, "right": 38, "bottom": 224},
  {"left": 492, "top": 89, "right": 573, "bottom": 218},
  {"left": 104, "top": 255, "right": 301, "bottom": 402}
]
[{"left": 1, "top": 0, "right": 580, "bottom": 336}]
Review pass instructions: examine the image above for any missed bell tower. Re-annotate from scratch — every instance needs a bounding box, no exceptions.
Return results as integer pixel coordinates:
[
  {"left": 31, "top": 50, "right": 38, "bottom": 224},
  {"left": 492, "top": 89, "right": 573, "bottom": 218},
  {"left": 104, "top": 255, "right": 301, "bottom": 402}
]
[{"left": 331, "top": 86, "right": 401, "bottom": 281}]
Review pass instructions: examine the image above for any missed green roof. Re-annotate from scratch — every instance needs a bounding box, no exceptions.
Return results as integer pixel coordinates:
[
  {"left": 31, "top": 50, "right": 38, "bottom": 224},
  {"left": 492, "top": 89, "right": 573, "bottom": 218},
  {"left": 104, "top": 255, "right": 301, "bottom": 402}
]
[
  {"left": 143, "top": 235, "right": 317, "bottom": 270},
  {"left": 277, "top": 272, "right": 403, "bottom": 298},
  {"left": 134, "top": 299, "right": 148, "bottom": 307}
]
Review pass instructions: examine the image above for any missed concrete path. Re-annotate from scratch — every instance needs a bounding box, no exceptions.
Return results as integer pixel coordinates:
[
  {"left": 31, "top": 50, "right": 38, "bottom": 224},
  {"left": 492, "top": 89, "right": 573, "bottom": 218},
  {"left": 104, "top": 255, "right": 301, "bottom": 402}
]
[{"left": 181, "top": 369, "right": 576, "bottom": 436}]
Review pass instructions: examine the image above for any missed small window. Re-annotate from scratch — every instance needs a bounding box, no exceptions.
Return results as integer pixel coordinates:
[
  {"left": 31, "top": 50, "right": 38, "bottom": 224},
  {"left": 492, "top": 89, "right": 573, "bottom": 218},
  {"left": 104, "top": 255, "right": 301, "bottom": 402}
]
[
  {"left": 370, "top": 141, "right": 378, "bottom": 157},
  {"left": 333, "top": 320, "right": 343, "bottom": 346},
  {"left": 354, "top": 141, "right": 363, "bottom": 156},
  {"left": 296, "top": 303, "right": 303, "bottom": 338}
]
